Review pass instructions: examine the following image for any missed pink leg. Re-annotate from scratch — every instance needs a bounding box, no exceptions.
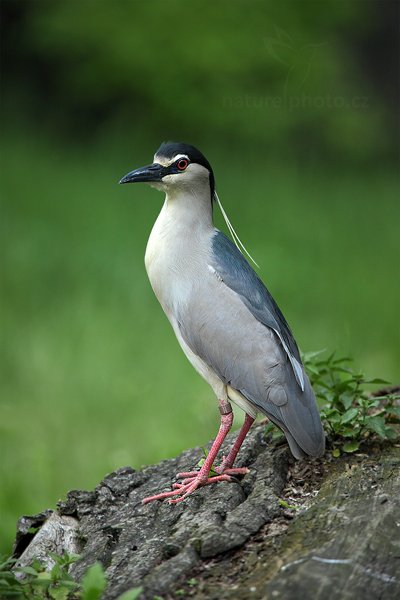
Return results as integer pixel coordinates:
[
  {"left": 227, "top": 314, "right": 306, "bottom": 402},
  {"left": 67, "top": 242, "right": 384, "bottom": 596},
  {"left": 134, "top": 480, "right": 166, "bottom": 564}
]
[
  {"left": 217, "top": 413, "right": 255, "bottom": 472},
  {"left": 143, "top": 400, "right": 235, "bottom": 504},
  {"left": 177, "top": 413, "right": 254, "bottom": 480}
]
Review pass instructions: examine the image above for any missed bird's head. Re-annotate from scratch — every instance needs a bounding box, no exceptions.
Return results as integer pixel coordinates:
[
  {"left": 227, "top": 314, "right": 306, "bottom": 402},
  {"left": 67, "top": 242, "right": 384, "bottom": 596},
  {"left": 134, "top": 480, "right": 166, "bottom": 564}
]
[{"left": 119, "top": 142, "right": 215, "bottom": 200}]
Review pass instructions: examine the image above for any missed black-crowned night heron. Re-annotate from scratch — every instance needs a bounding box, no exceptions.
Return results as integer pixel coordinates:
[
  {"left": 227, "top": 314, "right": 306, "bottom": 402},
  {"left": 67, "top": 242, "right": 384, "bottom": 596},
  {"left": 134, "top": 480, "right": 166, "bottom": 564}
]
[{"left": 119, "top": 142, "right": 325, "bottom": 504}]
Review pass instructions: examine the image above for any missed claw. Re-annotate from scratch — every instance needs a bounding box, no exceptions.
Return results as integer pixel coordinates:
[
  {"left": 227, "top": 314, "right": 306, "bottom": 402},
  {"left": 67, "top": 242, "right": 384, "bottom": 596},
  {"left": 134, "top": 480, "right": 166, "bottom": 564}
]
[
  {"left": 167, "top": 474, "right": 232, "bottom": 504},
  {"left": 176, "top": 471, "right": 199, "bottom": 479},
  {"left": 142, "top": 467, "right": 248, "bottom": 504},
  {"left": 215, "top": 467, "right": 249, "bottom": 476}
]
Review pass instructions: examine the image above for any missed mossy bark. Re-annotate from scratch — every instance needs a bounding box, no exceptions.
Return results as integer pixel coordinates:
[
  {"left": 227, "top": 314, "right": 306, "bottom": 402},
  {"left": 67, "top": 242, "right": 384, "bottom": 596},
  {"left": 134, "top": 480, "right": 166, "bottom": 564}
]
[{"left": 194, "top": 446, "right": 399, "bottom": 600}]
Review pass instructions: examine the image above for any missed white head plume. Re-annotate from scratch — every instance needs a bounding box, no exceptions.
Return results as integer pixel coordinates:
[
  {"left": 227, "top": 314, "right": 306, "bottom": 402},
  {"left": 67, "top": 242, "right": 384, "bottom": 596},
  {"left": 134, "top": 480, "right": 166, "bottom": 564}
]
[{"left": 214, "top": 191, "right": 259, "bottom": 268}]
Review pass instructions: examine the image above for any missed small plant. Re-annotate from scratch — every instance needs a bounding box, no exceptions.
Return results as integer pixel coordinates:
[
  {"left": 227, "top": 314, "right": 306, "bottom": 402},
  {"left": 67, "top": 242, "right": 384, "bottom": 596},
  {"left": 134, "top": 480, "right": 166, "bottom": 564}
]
[
  {"left": 0, "top": 552, "right": 80, "bottom": 600},
  {"left": 0, "top": 552, "right": 142, "bottom": 600},
  {"left": 303, "top": 351, "right": 400, "bottom": 454}
]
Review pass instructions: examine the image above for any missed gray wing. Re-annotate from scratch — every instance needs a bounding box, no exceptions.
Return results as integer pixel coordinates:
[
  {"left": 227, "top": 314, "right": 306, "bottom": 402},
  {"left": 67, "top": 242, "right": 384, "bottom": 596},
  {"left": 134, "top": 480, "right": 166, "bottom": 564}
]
[
  {"left": 211, "top": 231, "right": 305, "bottom": 390},
  {"left": 177, "top": 231, "right": 325, "bottom": 458}
]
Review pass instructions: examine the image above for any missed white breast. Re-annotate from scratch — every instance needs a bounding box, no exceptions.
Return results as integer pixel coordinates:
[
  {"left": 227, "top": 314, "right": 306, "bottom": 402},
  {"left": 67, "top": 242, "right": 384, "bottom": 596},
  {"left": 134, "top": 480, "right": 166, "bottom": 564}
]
[
  {"left": 145, "top": 197, "right": 212, "bottom": 318},
  {"left": 144, "top": 195, "right": 224, "bottom": 392}
]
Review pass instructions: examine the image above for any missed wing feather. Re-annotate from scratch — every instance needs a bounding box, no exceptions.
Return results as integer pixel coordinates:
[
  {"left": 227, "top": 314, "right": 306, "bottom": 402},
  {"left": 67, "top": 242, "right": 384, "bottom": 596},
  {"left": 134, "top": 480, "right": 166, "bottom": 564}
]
[
  {"left": 175, "top": 233, "right": 325, "bottom": 458},
  {"left": 211, "top": 231, "right": 304, "bottom": 390}
]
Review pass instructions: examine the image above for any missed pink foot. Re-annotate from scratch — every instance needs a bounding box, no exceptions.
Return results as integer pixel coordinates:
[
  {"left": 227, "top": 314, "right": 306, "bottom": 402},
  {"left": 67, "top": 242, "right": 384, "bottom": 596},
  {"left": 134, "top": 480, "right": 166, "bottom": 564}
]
[
  {"left": 176, "top": 467, "right": 249, "bottom": 481},
  {"left": 142, "top": 473, "right": 233, "bottom": 504},
  {"left": 142, "top": 465, "right": 249, "bottom": 504},
  {"left": 142, "top": 402, "right": 253, "bottom": 505}
]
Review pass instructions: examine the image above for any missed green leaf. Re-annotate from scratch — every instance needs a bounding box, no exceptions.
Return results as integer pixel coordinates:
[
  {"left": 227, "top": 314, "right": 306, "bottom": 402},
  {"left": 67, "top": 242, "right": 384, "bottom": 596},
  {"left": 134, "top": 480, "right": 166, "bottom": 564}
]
[
  {"left": 37, "top": 571, "right": 52, "bottom": 581},
  {"left": 49, "top": 585, "right": 72, "bottom": 600},
  {"left": 340, "top": 395, "right": 354, "bottom": 410},
  {"left": 365, "top": 378, "right": 389, "bottom": 385},
  {"left": 368, "top": 400, "right": 381, "bottom": 408},
  {"left": 116, "top": 587, "right": 143, "bottom": 600},
  {"left": 325, "top": 351, "right": 336, "bottom": 364},
  {"left": 333, "top": 356, "right": 353, "bottom": 364},
  {"left": 302, "top": 349, "right": 326, "bottom": 362},
  {"left": 0, "top": 556, "right": 17, "bottom": 570},
  {"left": 51, "top": 562, "right": 62, "bottom": 581},
  {"left": 340, "top": 425, "right": 360, "bottom": 437},
  {"left": 15, "top": 565, "right": 41, "bottom": 576},
  {"left": 323, "top": 411, "right": 341, "bottom": 424},
  {"left": 340, "top": 408, "right": 359, "bottom": 424},
  {"left": 342, "top": 440, "right": 359, "bottom": 453},
  {"left": 384, "top": 426, "right": 398, "bottom": 441},
  {"left": 332, "top": 448, "right": 341, "bottom": 457},
  {"left": 332, "top": 366, "right": 353, "bottom": 374},
  {"left": 365, "top": 416, "right": 387, "bottom": 438},
  {"left": 81, "top": 562, "right": 107, "bottom": 600},
  {"left": 51, "top": 552, "right": 80, "bottom": 567},
  {"left": 314, "top": 380, "right": 332, "bottom": 391},
  {"left": 53, "top": 580, "right": 76, "bottom": 589},
  {"left": 305, "top": 365, "right": 321, "bottom": 376}
]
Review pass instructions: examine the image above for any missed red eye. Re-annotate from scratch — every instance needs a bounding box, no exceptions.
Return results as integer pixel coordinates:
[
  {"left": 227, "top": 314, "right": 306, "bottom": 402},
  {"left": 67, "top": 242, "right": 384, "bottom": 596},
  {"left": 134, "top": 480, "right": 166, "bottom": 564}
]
[{"left": 177, "top": 158, "right": 189, "bottom": 171}]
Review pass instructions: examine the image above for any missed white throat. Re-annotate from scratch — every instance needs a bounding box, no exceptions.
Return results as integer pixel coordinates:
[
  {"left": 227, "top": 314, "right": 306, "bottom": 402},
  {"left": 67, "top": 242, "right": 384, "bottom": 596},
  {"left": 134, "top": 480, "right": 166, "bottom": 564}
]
[
  {"left": 144, "top": 185, "right": 214, "bottom": 315},
  {"left": 163, "top": 181, "right": 213, "bottom": 227}
]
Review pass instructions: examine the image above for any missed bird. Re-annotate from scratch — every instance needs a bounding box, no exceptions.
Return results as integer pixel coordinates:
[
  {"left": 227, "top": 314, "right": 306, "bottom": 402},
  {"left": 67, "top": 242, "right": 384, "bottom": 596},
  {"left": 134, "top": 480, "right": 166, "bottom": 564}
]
[{"left": 119, "top": 142, "right": 325, "bottom": 504}]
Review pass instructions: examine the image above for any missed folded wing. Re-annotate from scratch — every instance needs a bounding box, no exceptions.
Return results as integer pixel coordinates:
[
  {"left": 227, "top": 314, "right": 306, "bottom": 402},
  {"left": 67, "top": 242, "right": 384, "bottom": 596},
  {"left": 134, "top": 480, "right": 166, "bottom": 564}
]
[{"left": 177, "top": 231, "right": 325, "bottom": 458}]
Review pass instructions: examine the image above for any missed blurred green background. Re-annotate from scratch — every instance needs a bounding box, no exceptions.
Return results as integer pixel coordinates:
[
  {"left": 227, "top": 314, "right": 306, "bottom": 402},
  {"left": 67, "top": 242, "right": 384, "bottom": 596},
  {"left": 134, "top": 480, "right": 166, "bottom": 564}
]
[{"left": 1, "top": 0, "right": 399, "bottom": 554}]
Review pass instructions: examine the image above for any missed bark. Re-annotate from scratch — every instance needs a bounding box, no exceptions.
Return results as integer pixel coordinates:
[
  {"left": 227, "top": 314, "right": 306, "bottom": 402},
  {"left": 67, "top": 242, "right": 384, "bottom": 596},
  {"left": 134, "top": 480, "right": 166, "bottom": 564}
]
[{"left": 13, "top": 424, "right": 400, "bottom": 599}]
